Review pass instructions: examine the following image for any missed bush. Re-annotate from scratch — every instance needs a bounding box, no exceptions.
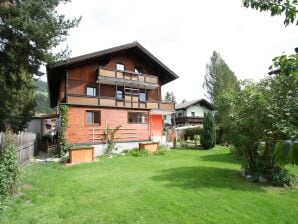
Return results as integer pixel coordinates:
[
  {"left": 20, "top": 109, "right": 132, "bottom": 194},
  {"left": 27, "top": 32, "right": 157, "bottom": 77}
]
[
  {"left": 126, "top": 148, "right": 151, "bottom": 157},
  {"left": 184, "top": 128, "right": 203, "bottom": 140},
  {"left": 200, "top": 112, "right": 216, "bottom": 149},
  {"left": 272, "top": 169, "right": 296, "bottom": 187},
  {"left": 156, "top": 145, "right": 169, "bottom": 155},
  {"left": 0, "top": 131, "right": 20, "bottom": 197}
]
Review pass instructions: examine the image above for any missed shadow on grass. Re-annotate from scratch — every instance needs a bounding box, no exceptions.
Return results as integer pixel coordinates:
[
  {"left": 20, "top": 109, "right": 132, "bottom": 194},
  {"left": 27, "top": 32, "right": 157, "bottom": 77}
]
[
  {"left": 199, "top": 152, "right": 242, "bottom": 165},
  {"left": 152, "top": 166, "right": 264, "bottom": 192}
]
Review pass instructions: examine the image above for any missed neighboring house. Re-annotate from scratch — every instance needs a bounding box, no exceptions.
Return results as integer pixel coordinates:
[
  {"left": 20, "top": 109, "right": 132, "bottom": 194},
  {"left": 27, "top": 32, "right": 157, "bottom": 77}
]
[
  {"left": 26, "top": 114, "right": 58, "bottom": 136},
  {"left": 47, "top": 42, "right": 178, "bottom": 154},
  {"left": 168, "top": 99, "right": 215, "bottom": 127}
]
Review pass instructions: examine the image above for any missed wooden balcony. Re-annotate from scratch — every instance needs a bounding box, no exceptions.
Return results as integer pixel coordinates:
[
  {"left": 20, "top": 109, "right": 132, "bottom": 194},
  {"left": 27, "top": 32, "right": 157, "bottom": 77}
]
[
  {"left": 66, "top": 95, "right": 174, "bottom": 110},
  {"left": 173, "top": 116, "right": 204, "bottom": 126},
  {"left": 98, "top": 68, "right": 159, "bottom": 88}
]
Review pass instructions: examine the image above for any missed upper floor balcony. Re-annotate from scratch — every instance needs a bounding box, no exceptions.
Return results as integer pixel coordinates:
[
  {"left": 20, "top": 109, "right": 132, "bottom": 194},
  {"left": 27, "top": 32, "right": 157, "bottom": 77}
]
[
  {"left": 98, "top": 68, "right": 159, "bottom": 89},
  {"left": 173, "top": 116, "right": 204, "bottom": 126},
  {"left": 66, "top": 78, "right": 174, "bottom": 111}
]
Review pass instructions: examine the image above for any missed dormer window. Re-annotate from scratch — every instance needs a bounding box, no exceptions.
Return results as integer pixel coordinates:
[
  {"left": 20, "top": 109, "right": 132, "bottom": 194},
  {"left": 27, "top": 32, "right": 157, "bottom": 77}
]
[
  {"left": 134, "top": 66, "right": 142, "bottom": 74},
  {"left": 116, "top": 63, "right": 125, "bottom": 71}
]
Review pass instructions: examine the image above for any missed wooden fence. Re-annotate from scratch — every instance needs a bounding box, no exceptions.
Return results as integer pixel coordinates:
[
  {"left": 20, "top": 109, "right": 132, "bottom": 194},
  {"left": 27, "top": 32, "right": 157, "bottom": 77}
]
[{"left": 0, "top": 132, "right": 37, "bottom": 166}]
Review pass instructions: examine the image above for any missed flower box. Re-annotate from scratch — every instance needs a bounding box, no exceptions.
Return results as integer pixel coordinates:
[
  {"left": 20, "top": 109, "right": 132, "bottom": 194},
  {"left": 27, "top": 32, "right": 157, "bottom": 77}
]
[{"left": 139, "top": 142, "right": 159, "bottom": 153}]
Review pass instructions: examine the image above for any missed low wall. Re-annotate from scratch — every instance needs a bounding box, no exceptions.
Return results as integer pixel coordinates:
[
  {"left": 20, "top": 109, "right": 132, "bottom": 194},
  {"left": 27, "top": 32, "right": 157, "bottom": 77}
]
[{"left": 92, "top": 141, "right": 142, "bottom": 156}]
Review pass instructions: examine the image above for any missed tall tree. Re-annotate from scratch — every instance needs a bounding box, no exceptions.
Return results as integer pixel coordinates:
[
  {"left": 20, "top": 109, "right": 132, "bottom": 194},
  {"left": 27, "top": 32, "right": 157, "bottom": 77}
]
[
  {"left": 164, "top": 91, "right": 177, "bottom": 104},
  {"left": 203, "top": 51, "right": 240, "bottom": 103},
  {"left": 0, "top": 0, "right": 80, "bottom": 132}
]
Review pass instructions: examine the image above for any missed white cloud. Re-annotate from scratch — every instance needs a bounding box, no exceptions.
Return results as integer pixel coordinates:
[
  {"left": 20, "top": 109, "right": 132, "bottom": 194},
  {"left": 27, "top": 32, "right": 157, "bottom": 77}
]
[{"left": 44, "top": 0, "right": 298, "bottom": 103}]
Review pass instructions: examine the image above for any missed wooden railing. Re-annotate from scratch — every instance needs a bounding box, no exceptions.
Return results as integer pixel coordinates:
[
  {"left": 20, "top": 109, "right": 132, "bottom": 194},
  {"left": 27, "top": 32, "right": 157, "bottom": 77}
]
[
  {"left": 173, "top": 116, "right": 204, "bottom": 125},
  {"left": 67, "top": 95, "right": 174, "bottom": 110},
  {"left": 89, "top": 127, "right": 138, "bottom": 142},
  {"left": 99, "top": 68, "right": 158, "bottom": 84}
]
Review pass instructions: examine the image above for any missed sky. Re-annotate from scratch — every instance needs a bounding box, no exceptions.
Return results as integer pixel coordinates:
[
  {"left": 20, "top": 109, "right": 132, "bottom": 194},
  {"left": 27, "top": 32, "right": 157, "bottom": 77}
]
[{"left": 44, "top": 0, "right": 298, "bottom": 103}]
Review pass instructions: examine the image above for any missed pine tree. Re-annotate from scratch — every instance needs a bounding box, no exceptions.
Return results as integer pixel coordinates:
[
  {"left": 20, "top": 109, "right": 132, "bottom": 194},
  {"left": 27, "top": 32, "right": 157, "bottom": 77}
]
[
  {"left": 0, "top": 0, "right": 80, "bottom": 131},
  {"left": 200, "top": 111, "right": 216, "bottom": 149}
]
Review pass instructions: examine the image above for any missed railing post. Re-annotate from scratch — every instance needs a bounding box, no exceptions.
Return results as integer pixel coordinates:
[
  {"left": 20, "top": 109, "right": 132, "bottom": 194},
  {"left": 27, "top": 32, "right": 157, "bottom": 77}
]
[{"left": 92, "top": 128, "right": 95, "bottom": 142}]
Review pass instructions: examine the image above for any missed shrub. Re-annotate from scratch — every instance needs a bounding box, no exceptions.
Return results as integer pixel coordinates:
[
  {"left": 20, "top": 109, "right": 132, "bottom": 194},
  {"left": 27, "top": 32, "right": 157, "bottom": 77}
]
[
  {"left": 126, "top": 148, "right": 151, "bottom": 157},
  {"left": 193, "top": 135, "right": 200, "bottom": 146},
  {"left": 272, "top": 169, "right": 296, "bottom": 187},
  {"left": 200, "top": 112, "right": 216, "bottom": 149},
  {"left": 102, "top": 125, "right": 121, "bottom": 155},
  {"left": 156, "top": 145, "right": 169, "bottom": 155},
  {"left": 0, "top": 131, "right": 20, "bottom": 197},
  {"left": 184, "top": 128, "right": 203, "bottom": 140}
]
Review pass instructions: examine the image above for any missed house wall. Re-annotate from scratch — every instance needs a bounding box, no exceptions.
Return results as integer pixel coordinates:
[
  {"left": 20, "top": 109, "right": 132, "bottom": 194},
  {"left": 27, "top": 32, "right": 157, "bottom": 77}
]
[
  {"left": 66, "top": 54, "right": 160, "bottom": 101},
  {"left": 66, "top": 106, "right": 154, "bottom": 144},
  {"left": 185, "top": 105, "right": 210, "bottom": 117}
]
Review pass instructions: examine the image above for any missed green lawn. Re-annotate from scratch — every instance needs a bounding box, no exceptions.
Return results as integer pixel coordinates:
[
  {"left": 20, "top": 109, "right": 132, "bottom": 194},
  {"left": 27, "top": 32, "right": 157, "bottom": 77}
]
[{"left": 1, "top": 146, "right": 297, "bottom": 224}]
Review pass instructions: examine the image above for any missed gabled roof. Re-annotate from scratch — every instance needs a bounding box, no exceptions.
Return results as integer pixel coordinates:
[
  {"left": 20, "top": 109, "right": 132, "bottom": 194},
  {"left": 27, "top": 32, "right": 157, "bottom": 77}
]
[
  {"left": 47, "top": 42, "right": 179, "bottom": 107},
  {"left": 175, "top": 98, "right": 215, "bottom": 110},
  {"left": 49, "top": 42, "right": 178, "bottom": 81}
]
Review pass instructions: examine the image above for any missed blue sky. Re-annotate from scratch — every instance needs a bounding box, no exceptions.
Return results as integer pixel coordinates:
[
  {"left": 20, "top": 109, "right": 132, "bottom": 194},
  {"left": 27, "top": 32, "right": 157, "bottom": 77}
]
[{"left": 44, "top": 0, "right": 298, "bottom": 102}]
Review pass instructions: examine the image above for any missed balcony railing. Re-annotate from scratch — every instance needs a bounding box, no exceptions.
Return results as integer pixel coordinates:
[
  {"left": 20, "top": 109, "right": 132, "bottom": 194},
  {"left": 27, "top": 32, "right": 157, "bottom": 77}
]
[
  {"left": 173, "top": 116, "right": 204, "bottom": 125},
  {"left": 66, "top": 95, "right": 174, "bottom": 110},
  {"left": 98, "top": 68, "right": 159, "bottom": 85}
]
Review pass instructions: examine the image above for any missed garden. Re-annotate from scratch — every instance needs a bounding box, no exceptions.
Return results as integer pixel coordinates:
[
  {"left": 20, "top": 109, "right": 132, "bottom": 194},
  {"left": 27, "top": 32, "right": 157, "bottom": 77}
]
[{"left": 0, "top": 146, "right": 297, "bottom": 224}]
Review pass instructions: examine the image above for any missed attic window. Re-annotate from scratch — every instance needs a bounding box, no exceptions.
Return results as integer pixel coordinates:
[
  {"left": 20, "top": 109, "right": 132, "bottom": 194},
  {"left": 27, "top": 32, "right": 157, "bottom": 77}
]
[{"left": 116, "top": 63, "right": 125, "bottom": 71}]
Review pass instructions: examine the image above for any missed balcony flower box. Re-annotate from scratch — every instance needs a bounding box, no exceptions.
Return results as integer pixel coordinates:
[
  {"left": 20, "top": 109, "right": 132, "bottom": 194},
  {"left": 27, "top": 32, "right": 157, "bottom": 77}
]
[
  {"left": 139, "top": 142, "right": 159, "bottom": 153},
  {"left": 69, "top": 145, "right": 94, "bottom": 164}
]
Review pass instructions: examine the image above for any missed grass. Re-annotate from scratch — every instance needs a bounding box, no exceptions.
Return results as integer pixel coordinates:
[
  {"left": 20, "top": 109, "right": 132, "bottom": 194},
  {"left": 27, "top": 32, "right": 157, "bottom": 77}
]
[{"left": 0, "top": 146, "right": 297, "bottom": 224}]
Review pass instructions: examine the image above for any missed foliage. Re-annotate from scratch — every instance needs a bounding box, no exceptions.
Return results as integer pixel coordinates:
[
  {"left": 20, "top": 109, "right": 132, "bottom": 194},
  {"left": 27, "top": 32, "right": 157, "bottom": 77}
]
[
  {"left": 58, "top": 105, "right": 68, "bottom": 156},
  {"left": 273, "top": 141, "right": 298, "bottom": 168},
  {"left": 217, "top": 77, "right": 297, "bottom": 185},
  {"left": 184, "top": 127, "right": 203, "bottom": 140},
  {"left": 0, "top": 0, "right": 80, "bottom": 131},
  {"left": 203, "top": 51, "right": 239, "bottom": 143},
  {"left": 200, "top": 112, "right": 216, "bottom": 149},
  {"left": 0, "top": 69, "right": 35, "bottom": 132},
  {"left": 272, "top": 169, "right": 296, "bottom": 187},
  {"left": 102, "top": 125, "right": 121, "bottom": 155},
  {"left": 243, "top": 0, "right": 298, "bottom": 26},
  {"left": 0, "top": 130, "right": 20, "bottom": 198},
  {"left": 156, "top": 145, "right": 169, "bottom": 155},
  {"left": 194, "top": 135, "right": 200, "bottom": 146},
  {"left": 125, "top": 148, "right": 151, "bottom": 157},
  {"left": 164, "top": 91, "right": 176, "bottom": 104},
  {"left": 34, "top": 80, "right": 55, "bottom": 114},
  {"left": 203, "top": 51, "right": 240, "bottom": 103}
]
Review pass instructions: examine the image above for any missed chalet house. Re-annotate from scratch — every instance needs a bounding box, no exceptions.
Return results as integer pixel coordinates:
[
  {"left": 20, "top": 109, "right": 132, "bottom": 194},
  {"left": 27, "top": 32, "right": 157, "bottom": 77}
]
[
  {"left": 169, "top": 99, "right": 215, "bottom": 127},
  {"left": 47, "top": 42, "right": 178, "bottom": 154}
]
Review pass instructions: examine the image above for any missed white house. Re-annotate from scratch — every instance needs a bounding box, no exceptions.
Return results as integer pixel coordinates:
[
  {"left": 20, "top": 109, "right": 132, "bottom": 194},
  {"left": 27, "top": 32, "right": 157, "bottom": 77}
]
[{"left": 164, "top": 99, "right": 215, "bottom": 128}]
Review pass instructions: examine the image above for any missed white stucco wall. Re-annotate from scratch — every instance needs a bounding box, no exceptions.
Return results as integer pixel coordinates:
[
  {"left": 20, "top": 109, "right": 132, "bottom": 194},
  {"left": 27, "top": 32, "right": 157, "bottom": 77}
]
[{"left": 185, "top": 104, "right": 210, "bottom": 117}]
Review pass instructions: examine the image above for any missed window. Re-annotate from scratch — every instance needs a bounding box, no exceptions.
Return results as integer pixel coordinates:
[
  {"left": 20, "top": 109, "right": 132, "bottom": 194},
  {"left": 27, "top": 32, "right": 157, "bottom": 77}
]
[
  {"left": 134, "top": 66, "right": 142, "bottom": 74},
  {"left": 124, "top": 87, "right": 139, "bottom": 95},
  {"left": 139, "top": 92, "right": 146, "bottom": 102},
  {"left": 139, "top": 89, "right": 146, "bottom": 102},
  {"left": 116, "top": 86, "right": 124, "bottom": 100},
  {"left": 86, "top": 111, "right": 100, "bottom": 125},
  {"left": 128, "top": 112, "right": 148, "bottom": 123},
  {"left": 116, "top": 63, "right": 125, "bottom": 71},
  {"left": 86, "top": 87, "right": 96, "bottom": 96},
  {"left": 178, "top": 113, "right": 183, "bottom": 117},
  {"left": 191, "top": 112, "right": 195, "bottom": 117}
]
